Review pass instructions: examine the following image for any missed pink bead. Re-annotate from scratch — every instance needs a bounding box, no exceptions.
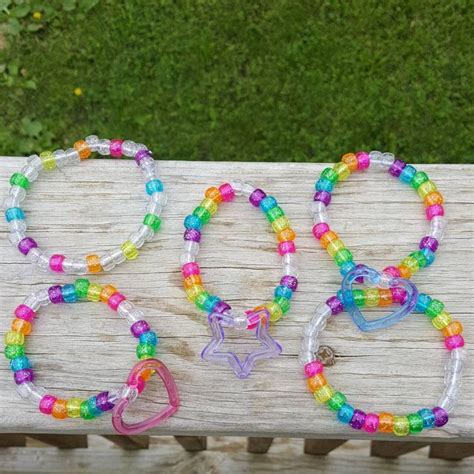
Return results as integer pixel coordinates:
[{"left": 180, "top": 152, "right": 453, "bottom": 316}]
[
  {"left": 363, "top": 413, "right": 379, "bottom": 433},
  {"left": 136, "top": 377, "right": 146, "bottom": 394},
  {"left": 426, "top": 204, "right": 444, "bottom": 220},
  {"left": 383, "top": 266, "right": 401, "bottom": 278},
  {"left": 108, "top": 293, "right": 126, "bottom": 311},
  {"left": 49, "top": 254, "right": 65, "bottom": 273},
  {"left": 110, "top": 139, "right": 124, "bottom": 158},
  {"left": 39, "top": 395, "right": 57, "bottom": 415},
  {"left": 218, "top": 183, "right": 235, "bottom": 202},
  {"left": 312, "top": 222, "right": 330, "bottom": 240},
  {"left": 181, "top": 262, "right": 200, "bottom": 278},
  {"left": 355, "top": 151, "right": 370, "bottom": 170},
  {"left": 278, "top": 241, "right": 295, "bottom": 256},
  {"left": 391, "top": 287, "right": 407, "bottom": 304},
  {"left": 14, "top": 304, "right": 36, "bottom": 322},
  {"left": 445, "top": 335, "right": 464, "bottom": 351},
  {"left": 304, "top": 360, "right": 324, "bottom": 378}
]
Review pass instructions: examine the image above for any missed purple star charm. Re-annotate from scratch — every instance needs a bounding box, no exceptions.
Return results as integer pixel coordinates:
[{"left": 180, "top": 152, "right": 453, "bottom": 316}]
[{"left": 200, "top": 308, "right": 282, "bottom": 379}]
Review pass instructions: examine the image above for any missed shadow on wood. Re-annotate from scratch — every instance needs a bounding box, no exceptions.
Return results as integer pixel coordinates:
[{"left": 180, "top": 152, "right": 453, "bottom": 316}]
[
  {"left": 27, "top": 434, "right": 88, "bottom": 449},
  {"left": 371, "top": 441, "right": 428, "bottom": 458},
  {"left": 102, "top": 435, "right": 149, "bottom": 450},
  {"left": 429, "top": 442, "right": 474, "bottom": 460},
  {"left": 247, "top": 437, "right": 274, "bottom": 453},
  {"left": 0, "top": 434, "right": 26, "bottom": 447},
  {"left": 304, "top": 439, "right": 347, "bottom": 455},
  {"left": 174, "top": 436, "right": 207, "bottom": 451}
]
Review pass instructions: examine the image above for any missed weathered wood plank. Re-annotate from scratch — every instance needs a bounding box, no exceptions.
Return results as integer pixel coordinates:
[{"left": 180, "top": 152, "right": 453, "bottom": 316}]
[
  {"left": 26, "top": 434, "right": 88, "bottom": 448},
  {"left": 247, "top": 437, "right": 274, "bottom": 453},
  {"left": 370, "top": 440, "right": 428, "bottom": 458},
  {"left": 429, "top": 442, "right": 474, "bottom": 460},
  {"left": 101, "top": 435, "right": 149, "bottom": 450},
  {"left": 0, "top": 158, "right": 472, "bottom": 442},
  {"left": 174, "top": 435, "right": 207, "bottom": 451},
  {"left": 304, "top": 438, "right": 347, "bottom": 455}
]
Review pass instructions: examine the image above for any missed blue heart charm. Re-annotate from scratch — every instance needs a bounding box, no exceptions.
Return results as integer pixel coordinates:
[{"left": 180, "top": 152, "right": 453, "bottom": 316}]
[{"left": 340, "top": 265, "right": 419, "bottom": 332}]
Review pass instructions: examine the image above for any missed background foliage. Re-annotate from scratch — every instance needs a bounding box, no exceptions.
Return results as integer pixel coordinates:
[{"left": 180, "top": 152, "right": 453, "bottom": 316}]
[{"left": 0, "top": 0, "right": 472, "bottom": 163}]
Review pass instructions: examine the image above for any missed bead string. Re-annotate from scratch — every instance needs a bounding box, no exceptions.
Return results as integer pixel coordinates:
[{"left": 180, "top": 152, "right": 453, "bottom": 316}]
[{"left": 4, "top": 136, "right": 166, "bottom": 274}]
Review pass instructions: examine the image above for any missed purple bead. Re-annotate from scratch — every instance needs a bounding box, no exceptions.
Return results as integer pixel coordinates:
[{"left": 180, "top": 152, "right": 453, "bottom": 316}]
[
  {"left": 249, "top": 188, "right": 267, "bottom": 207},
  {"left": 135, "top": 149, "right": 152, "bottom": 165},
  {"left": 354, "top": 263, "right": 365, "bottom": 283},
  {"left": 314, "top": 191, "right": 331, "bottom": 206},
  {"left": 389, "top": 159, "right": 406, "bottom": 177},
  {"left": 419, "top": 236, "right": 439, "bottom": 252},
  {"left": 96, "top": 391, "right": 114, "bottom": 411},
  {"left": 131, "top": 320, "right": 151, "bottom": 338},
  {"left": 213, "top": 301, "right": 231, "bottom": 314},
  {"left": 18, "top": 237, "right": 38, "bottom": 256},
  {"left": 432, "top": 407, "right": 449, "bottom": 427},
  {"left": 280, "top": 275, "right": 298, "bottom": 291},
  {"left": 349, "top": 409, "right": 366, "bottom": 430},
  {"left": 48, "top": 285, "right": 64, "bottom": 304},
  {"left": 14, "top": 368, "right": 34, "bottom": 385},
  {"left": 326, "top": 295, "right": 344, "bottom": 315},
  {"left": 184, "top": 228, "right": 201, "bottom": 243}
]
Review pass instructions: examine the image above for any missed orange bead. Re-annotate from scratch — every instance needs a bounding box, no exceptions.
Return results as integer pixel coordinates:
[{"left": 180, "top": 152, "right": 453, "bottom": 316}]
[
  {"left": 397, "top": 265, "right": 412, "bottom": 279},
  {"left": 183, "top": 275, "right": 203, "bottom": 289},
  {"left": 86, "top": 254, "right": 102, "bottom": 273},
  {"left": 51, "top": 399, "right": 68, "bottom": 419},
  {"left": 320, "top": 231, "right": 338, "bottom": 249},
  {"left": 74, "top": 140, "right": 91, "bottom": 160},
  {"left": 378, "top": 412, "right": 394, "bottom": 433},
  {"left": 378, "top": 289, "right": 393, "bottom": 306},
  {"left": 442, "top": 321, "right": 463, "bottom": 337},
  {"left": 277, "top": 228, "right": 296, "bottom": 243},
  {"left": 205, "top": 186, "right": 222, "bottom": 204},
  {"left": 11, "top": 318, "right": 32, "bottom": 335},
  {"left": 307, "top": 374, "right": 327, "bottom": 392},
  {"left": 140, "top": 369, "right": 155, "bottom": 381},
  {"left": 100, "top": 285, "right": 117, "bottom": 303},
  {"left": 424, "top": 191, "right": 444, "bottom": 207},
  {"left": 341, "top": 153, "right": 358, "bottom": 172}
]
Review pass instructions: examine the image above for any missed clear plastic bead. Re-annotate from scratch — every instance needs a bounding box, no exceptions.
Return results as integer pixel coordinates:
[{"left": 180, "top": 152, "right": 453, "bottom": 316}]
[
  {"left": 241, "top": 182, "right": 255, "bottom": 197},
  {"left": 8, "top": 220, "right": 27, "bottom": 232},
  {"left": 451, "top": 347, "right": 468, "bottom": 361},
  {"left": 62, "top": 259, "right": 88, "bottom": 275},
  {"left": 65, "top": 147, "right": 80, "bottom": 164},
  {"left": 299, "top": 350, "right": 314, "bottom": 366},
  {"left": 150, "top": 191, "right": 168, "bottom": 207},
  {"left": 110, "top": 248, "right": 126, "bottom": 265},
  {"left": 107, "top": 385, "right": 128, "bottom": 404},
  {"left": 30, "top": 385, "right": 47, "bottom": 403},
  {"left": 97, "top": 139, "right": 111, "bottom": 155},
  {"left": 52, "top": 150, "right": 68, "bottom": 168},
  {"left": 146, "top": 199, "right": 163, "bottom": 216},
  {"left": 99, "top": 253, "right": 116, "bottom": 272},
  {"left": 137, "top": 224, "right": 155, "bottom": 242},
  {"left": 230, "top": 180, "right": 245, "bottom": 196},
  {"left": 8, "top": 231, "right": 25, "bottom": 246},
  {"left": 180, "top": 251, "right": 195, "bottom": 266},
  {"left": 23, "top": 294, "right": 40, "bottom": 311},
  {"left": 26, "top": 154, "right": 42, "bottom": 170},
  {"left": 125, "top": 309, "right": 144, "bottom": 325},
  {"left": 378, "top": 272, "right": 393, "bottom": 288},
  {"left": 9, "top": 186, "right": 26, "bottom": 202},
  {"left": 184, "top": 240, "right": 199, "bottom": 256},
  {"left": 3, "top": 195, "right": 20, "bottom": 210},
  {"left": 310, "top": 200, "right": 328, "bottom": 224},
  {"left": 121, "top": 385, "right": 139, "bottom": 403},
  {"left": 122, "top": 140, "right": 139, "bottom": 157},
  {"left": 36, "top": 288, "right": 51, "bottom": 306},
  {"left": 129, "top": 231, "right": 145, "bottom": 249},
  {"left": 21, "top": 165, "right": 39, "bottom": 182},
  {"left": 368, "top": 150, "right": 384, "bottom": 167},
  {"left": 16, "top": 381, "right": 34, "bottom": 399},
  {"left": 85, "top": 135, "right": 100, "bottom": 152},
  {"left": 282, "top": 253, "right": 298, "bottom": 277},
  {"left": 141, "top": 163, "right": 156, "bottom": 181},
  {"left": 438, "top": 384, "right": 460, "bottom": 413},
  {"left": 429, "top": 216, "right": 447, "bottom": 241},
  {"left": 234, "top": 313, "right": 248, "bottom": 331},
  {"left": 36, "top": 254, "right": 50, "bottom": 273},
  {"left": 26, "top": 248, "right": 42, "bottom": 264}
]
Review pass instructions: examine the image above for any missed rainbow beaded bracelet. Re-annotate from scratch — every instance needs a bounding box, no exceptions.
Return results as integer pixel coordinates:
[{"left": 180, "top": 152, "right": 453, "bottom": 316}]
[
  {"left": 311, "top": 151, "right": 446, "bottom": 280},
  {"left": 4, "top": 136, "right": 166, "bottom": 274},
  {"left": 4, "top": 280, "right": 179, "bottom": 434}
]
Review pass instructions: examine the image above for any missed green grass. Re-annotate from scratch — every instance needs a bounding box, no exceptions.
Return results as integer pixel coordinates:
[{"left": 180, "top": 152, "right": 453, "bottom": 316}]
[{"left": 0, "top": 0, "right": 473, "bottom": 163}]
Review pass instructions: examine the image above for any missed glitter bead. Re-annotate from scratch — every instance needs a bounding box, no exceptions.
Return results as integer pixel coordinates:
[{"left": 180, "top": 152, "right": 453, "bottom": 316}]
[
  {"left": 86, "top": 254, "right": 103, "bottom": 273},
  {"left": 218, "top": 183, "right": 235, "bottom": 202},
  {"left": 378, "top": 412, "right": 394, "bottom": 433},
  {"left": 48, "top": 285, "right": 64, "bottom": 304},
  {"left": 109, "top": 139, "right": 124, "bottom": 157},
  {"left": 249, "top": 188, "right": 266, "bottom": 207},
  {"left": 304, "top": 360, "right": 324, "bottom": 378},
  {"left": 205, "top": 186, "right": 223, "bottom": 203},
  {"left": 432, "top": 407, "right": 448, "bottom": 427},
  {"left": 333, "top": 162, "right": 350, "bottom": 181},
  {"left": 327, "top": 392, "right": 347, "bottom": 412},
  {"left": 121, "top": 240, "right": 139, "bottom": 260},
  {"left": 18, "top": 237, "right": 38, "bottom": 256},
  {"left": 393, "top": 416, "right": 410, "bottom": 436},
  {"left": 73, "top": 140, "right": 91, "bottom": 160},
  {"left": 349, "top": 409, "right": 366, "bottom": 430}
]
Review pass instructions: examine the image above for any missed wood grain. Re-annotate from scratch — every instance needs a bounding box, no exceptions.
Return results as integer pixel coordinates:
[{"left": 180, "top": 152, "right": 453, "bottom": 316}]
[{"left": 0, "top": 157, "right": 472, "bottom": 442}]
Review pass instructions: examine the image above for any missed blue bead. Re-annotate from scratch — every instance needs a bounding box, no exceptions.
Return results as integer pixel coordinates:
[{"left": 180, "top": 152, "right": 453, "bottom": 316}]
[
  {"left": 204, "top": 295, "right": 221, "bottom": 313},
  {"left": 415, "top": 293, "right": 432, "bottom": 313},
  {"left": 10, "top": 356, "right": 30, "bottom": 372},
  {"left": 88, "top": 397, "right": 103, "bottom": 416},
  {"left": 421, "top": 248, "right": 435, "bottom": 266},
  {"left": 61, "top": 284, "right": 77, "bottom": 303},
  {"left": 145, "top": 179, "right": 164, "bottom": 195},
  {"left": 259, "top": 196, "right": 278, "bottom": 213},
  {"left": 418, "top": 408, "right": 435, "bottom": 428},
  {"left": 399, "top": 165, "right": 417, "bottom": 184},
  {"left": 139, "top": 331, "right": 158, "bottom": 346},
  {"left": 315, "top": 178, "right": 334, "bottom": 193},
  {"left": 5, "top": 207, "right": 25, "bottom": 222},
  {"left": 184, "top": 215, "right": 202, "bottom": 230},
  {"left": 337, "top": 403, "right": 355, "bottom": 424},
  {"left": 339, "top": 261, "right": 356, "bottom": 277},
  {"left": 274, "top": 285, "right": 293, "bottom": 300}
]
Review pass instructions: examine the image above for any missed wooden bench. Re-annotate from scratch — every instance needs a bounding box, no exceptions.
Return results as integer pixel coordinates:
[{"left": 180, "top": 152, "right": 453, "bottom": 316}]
[{"left": 0, "top": 157, "right": 473, "bottom": 470}]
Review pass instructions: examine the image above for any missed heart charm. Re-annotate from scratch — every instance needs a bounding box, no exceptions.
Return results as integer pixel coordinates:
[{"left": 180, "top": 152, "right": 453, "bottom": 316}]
[{"left": 340, "top": 265, "right": 419, "bottom": 332}]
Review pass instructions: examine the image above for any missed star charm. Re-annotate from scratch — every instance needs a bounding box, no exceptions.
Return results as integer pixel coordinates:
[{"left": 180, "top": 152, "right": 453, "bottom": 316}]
[{"left": 201, "top": 308, "right": 282, "bottom": 379}]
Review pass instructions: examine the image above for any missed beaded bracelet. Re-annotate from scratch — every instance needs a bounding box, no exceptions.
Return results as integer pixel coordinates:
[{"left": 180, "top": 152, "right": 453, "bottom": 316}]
[
  {"left": 180, "top": 181, "right": 298, "bottom": 378},
  {"left": 4, "top": 136, "right": 166, "bottom": 274},
  {"left": 300, "top": 267, "right": 466, "bottom": 437},
  {"left": 311, "top": 151, "right": 446, "bottom": 280},
  {"left": 4, "top": 280, "right": 179, "bottom": 435}
]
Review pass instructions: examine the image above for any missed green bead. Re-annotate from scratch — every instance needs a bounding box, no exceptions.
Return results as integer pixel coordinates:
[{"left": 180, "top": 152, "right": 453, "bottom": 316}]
[
  {"left": 334, "top": 248, "right": 353, "bottom": 266},
  {"left": 136, "top": 342, "right": 156, "bottom": 360},
  {"left": 74, "top": 278, "right": 90, "bottom": 299},
  {"left": 327, "top": 392, "right": 346, "bottom": 411},
  {"left": 266, "top": 206, "right": 284, "bottom": 223},
  {"left": 410, "top": 250, "right": 427, "bottom": 269},
  {"left": 273, "top": 296, "right": 290, "bottom": 314},
  {"left": 4, "top": 344, "right": 25, "bottom": 359},
  {"left": 411, "top": 171, "right": 429, "bottom": 190},
  {"left": 193, "top": 206, "right": 211, "bottom": 224},
  {"left": 407, "top": 413, "right": 424, "bottom": 433},
  {"left": 426, "top": 299, "right": 444, "bottom": 319},
  {"left": 321, "top": 168, "right": 339, "bottom": 184},
  {"left": 195, "top": 291, "right": 210, "bottom": 310},
  {"left": 143, "top": 213, "right": 161, "bottom": 231},
  {"left": 352, "top": 289, "right": 365, "bottom": 307},
  {"left": 10, "top": 172, "right": 30, "bottom": 190},
  {"left": 80, "top": 401, "right": 96, "bottom": 420}
]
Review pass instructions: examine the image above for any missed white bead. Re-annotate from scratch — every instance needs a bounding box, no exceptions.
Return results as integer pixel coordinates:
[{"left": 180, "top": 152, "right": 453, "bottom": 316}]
[
  {"left": 180, "top": 251, "right": 195, "bottom": 266},
  {"left": 62, "top": 259, "right": 88, "bottom": 275},
  {"left": 122, "top": 140, "right": 139, "bottom": 157},
  {"left": 9, "top": 186, "right": 26, "bottom": 202},
  {"left": 26, "top": 154, "right": 42, "bottom": 170},
  {"left": 36, "top": 288, "right": 50, "bottom": 306},
  {"left": 150, "top": 191, "right": 168, "bottom": 208},
  {"left": 97, "top": 139, "right": 111, "bottom": 155},
  {"left": 16, "top": 381, "right": 34, "bottom": 399},
  {"left": 23, "top": 294, "right": 40, "bottom": 311},
  {"left": 27, "top": 248, "right": 42, "bottom": 264},
  {"left": 30, "top": 385, "right": 47, "bottom": 403},
  {"left": 52, "top": 150, "right": 68, "bottom": 168},
  {"left": 184, "top": 241, "right": 199, "bottom": 256},
  {"left": 8, "top": 220, "right": 26, "bottom": 232},
  {"left": 85, "top": 135, "right": 100, "bottom": 152},
  {"left": 99, "top": 253, "right": 116, "bottom": 272},
  {"left": 21, "top": 165, "right": 38, "bottom": 182},
  {"left": 110, "top": 248, "right": 126, "bottom": 265},
  {"left": 429, "top": 216, "right": 447, "bottom": 241},
  {"left": 282, "top": 253, "right": 298, "bottom": 277},
  {"left": 65, "top": 147, "right": 80, "bottom": 164},
  {"left": 137, "top": 224, "right": 155, "bottom": 242},
  {"left": 9, "top": 231, "right": 25, "bottom": 246},
  {"left": 129, "top": 231, "right": 145, "bottom": 249}
]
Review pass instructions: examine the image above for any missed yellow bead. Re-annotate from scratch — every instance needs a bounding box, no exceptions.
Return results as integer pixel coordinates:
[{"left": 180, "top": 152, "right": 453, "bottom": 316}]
[
  {"left": 200, "top": 198, "right": 218, "bottom": 216},
  {"left": 417, "top": 180, "right": 437, "bottom": 199},
  {"left": 67, "top": 398, "right": 84, "bottom": 418},
  {"left": 87, "top": 284, "right": 102, "bottom": 302},
  {"left": 271, "top": 216, "right": 290, "bottom": 233},
  {"left": 39, "top": 151, "right": 56, "bottom": 171},
  {"left": 4, "top": 330, "right": 24, "bottom": 345},
  {"left": 333, "top": 162, "right": 350, "bottom": 181},
  {"left": 266, "top": 301, "right": 283, "bottom": 322},
  {"left": 432, "top": 310, "right": 452, "bottom": 330},
  {"left": 364, "top": 288, "right": 380, "bottom": 307},
  {"left": 313, "top": 384, "right": 335, "bottom": 403},
  {"left": 393, "top": 416, "right": 410, "bottom": 436},
  {"left": 185, "top": 284, "right": 204, "bottom": 302},
  {"left": 326, "top": 239, "right": 345, "bottom": 257},
  {"left": 401, "top": 256, "right": 419, "bottom": 274},
  {"left": 121, "top": 240, "right": 139, "bottom": 260}
]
